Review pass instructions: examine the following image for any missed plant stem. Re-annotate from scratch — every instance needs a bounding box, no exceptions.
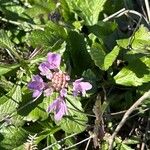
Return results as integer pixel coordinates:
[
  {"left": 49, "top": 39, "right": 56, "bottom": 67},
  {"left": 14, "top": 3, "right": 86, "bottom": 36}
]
[
  {"left": 0, "top": 16, "right": 44, "bottom": 30},
  {"left": 145, "top": 0, "right": 150, "bottom": 22},
  {"left": 103, "top": 8, "right": 126, "bottom": 22},
  {"left": 42, "top": 133, "right": 78, "bottom": 150},
  {"left": 108, "top": 90, "right": 150, "bottom": 150},
  {"left": 63, "top": 134, "right": 95, "bottom": 150}
]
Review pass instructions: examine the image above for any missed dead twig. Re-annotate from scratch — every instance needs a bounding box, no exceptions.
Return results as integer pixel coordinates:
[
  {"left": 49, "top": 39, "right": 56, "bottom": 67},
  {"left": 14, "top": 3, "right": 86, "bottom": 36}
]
[
  {"left": 145, "top": 0, "right": 150, "bottom": 22},
  {"left": 141, "top": 112, "right": 150, "bottom": 150},
  {"left": 108, "top": 90, "right": 150, "bottom": 150}
]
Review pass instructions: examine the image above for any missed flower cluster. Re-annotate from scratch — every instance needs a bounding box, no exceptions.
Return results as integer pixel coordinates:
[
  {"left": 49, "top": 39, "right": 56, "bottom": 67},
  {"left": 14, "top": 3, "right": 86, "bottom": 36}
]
[{"left": 28, "top": 52, "right": 92, "bottom": 121}]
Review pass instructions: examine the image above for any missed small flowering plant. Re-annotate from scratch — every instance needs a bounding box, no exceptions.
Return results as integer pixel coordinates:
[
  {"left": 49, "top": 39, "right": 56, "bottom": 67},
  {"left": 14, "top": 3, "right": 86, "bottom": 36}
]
[{"left": 28, "top": 52, "right": 92, "bottom": 121}]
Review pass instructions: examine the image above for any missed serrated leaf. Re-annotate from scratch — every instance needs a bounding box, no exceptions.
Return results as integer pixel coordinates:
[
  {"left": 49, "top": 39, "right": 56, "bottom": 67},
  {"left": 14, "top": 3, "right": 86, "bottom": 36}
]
[
  {"left": 90, "top": 41, "right": 120, "bottom": 70},
  {"left": 0, "top": 1, "right": 27, "bottom": 21},
  {"left": 0, "top": 126, "right": 28, "bottom": 149},
  {"left": 25, "top": 0, "right": 55, "bottom": 18},
  {"left": 60, "top": 0, "right": 74, "bottom": 22},
  {"left": 0, "top": 76, "right": 14, "bottom": 92},
  {"left": 18, "top": 93, "right": 58, "bottom": 122},
  {"left": 0, "top": 30, "right": 20, "bottom": 60},
  {"left": 117, "top": 25, "right": 150, "bottom": 54},
  {"left": 0, "top": 84, "right": 22, "bottom": 121},
  {"left": 114, "top": 57, "right": 150, "bottom": 86},
  {"left": 0, "top": 64, "right": 19, "bottom": 76},
  {"left": 0, "top": 30, "right": 14, "bottom": 50},
  {"left": 29, "top": 22, "right": 67, "bottom": 50},
  {"left": 58, "top": 95, "right": 88, "bottom": 133},
  {"left": 104, "top": 46, "right": 120, "bottom": 70},
  {"left": 90, "top": 42, "right": 106, "bottom": 70},
  {"left": 66, "top": 31, "right": 91, "bottom": 75},
  {"left": 65, "top": 0, "right": 107, "bottom": 25}
]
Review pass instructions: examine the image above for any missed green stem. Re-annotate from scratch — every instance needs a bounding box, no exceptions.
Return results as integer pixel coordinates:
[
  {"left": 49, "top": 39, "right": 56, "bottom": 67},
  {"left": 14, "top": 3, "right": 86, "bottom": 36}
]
[{"left": 0, "top": 16, "right": 44, "bottom": 31}]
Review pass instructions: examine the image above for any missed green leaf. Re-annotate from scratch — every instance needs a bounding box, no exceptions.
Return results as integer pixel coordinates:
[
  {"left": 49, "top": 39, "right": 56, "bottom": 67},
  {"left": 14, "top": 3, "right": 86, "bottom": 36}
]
[
  {"left": 0, "top": 1, "right": 28, "bottom": 21},
  {"left": 58, "top": 95, "right": 88, "bottom": 133},
  {"left": 25, "top": 0, "right": 55, "bottom": 18},
  {"left": 117, "top": 25, "right": 150, "bottom": 54},
  {"left": 13, "top": 145, "right": 25, "bottom": 150},
  {"left": 114, "top": 57, "right": 150, "bottom": 86},
  {"left": 29, "top": 22, "right": 67, "bottom": 50},
  {"left": 64, "top": 134, "right": 77, "bottom": 150},
  {"left": 89, "top": 41, "right": 106, "bottom": 70},
  {"left": 0, "top": 30, "right": 14, "bottom": 50},
  {"left": 0, "top": 64, "right": 19, "bottom": 76},
  {"left": 18, "top": 93, "right": 58, "bottom": 121},
  {"left": 0, "top": 30, "right": 21, "bottom": 60},
  {"left": 0, "top": 126, "right": 28, "bottom": 149},
  {"left": 66, "top": 31, "right": 91, "bottom": 75},
  {"left": 49, "top": 134, "right": 61, "bottom": 150},
  {"left": 0, "top": 76, "right": 14, "bottom": 93},
  {"left": 119, "top": 144, "right": 134, "bottom": 150},
  {"left": 104, "top": 46, "right": 120, "bottom": 70},
  {"left": 65, "top": 0, "right": 107, "bottom": 25},
  {"left": 89, "top": 21, "right": 117, "bottom": 38},
  {"left": 90, "top": 39, "right": 120, "bottom": 70},
  {"left": 115, "top": 137, "right": 134, "bottom": 150},
  {"left": 0, "top": 84, "right": 22, "bottom": 121},
  {"left": 60, "top": 0, "right": 74, "bottom": 22},
  {"left": 123, "top": 138, "right": 139, "bottom": 145}
]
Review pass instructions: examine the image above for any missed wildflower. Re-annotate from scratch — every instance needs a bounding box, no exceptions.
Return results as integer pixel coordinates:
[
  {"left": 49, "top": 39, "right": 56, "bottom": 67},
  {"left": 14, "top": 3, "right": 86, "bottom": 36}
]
[
  {"left": 28, "top": 52, "right": 92, "bottom": 121},
  {"left": 46, "top": 52, "right": 61, "bottom": 70},
  {"left": 73, "top": 78, "right": 92, "bottom": 96},
  {"left": 38, "top": 62, "right": 52, "bottom": 79},
  {"left": 28, "top": 75, "right": 45, "bottom": 99},
  {"left": 47, "top": 96, "right": 68, "bottom": 121}
]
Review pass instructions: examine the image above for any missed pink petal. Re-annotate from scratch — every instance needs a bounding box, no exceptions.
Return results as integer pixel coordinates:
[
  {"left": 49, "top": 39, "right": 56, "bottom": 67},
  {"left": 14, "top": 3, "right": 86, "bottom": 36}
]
[
  {"left": 47, "top": 52, "right": 61, "bottom": 69},
  {"left": 60, "top": 88, "right": 67, "bottom": 97},
  {"left": 47, "top": 99, "right": 58, "bottom": 112},
  {"left": 33, "top": 90, "right": 42, "bottom": 98},
  {"left": 55, "top": 100, "right": 68, "bottom": 121},
  {"left": 44, "top": 88, "right": 54, "bottom": 97},
  {"left": 80, "top": 82, "right": 92, "bottom": 90}
]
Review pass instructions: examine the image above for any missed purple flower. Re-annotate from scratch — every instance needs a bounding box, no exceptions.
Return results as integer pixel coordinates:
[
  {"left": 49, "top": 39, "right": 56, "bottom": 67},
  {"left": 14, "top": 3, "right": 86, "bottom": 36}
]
[
  {"left": 28, "top": 75, "right": 45, "bottom": 99},
  {"left": 73, "top": 78, "right": 92, "bottom": 96},
  {"left": 47, "top": 96, "right": 68, "bottom": 121},
  {"left": 60, "top": 88, "right": 67, "bottom": 97},
  {"left": 46, "top": 52, "right": 61, "bottom": 70},
  {"left": 27, "top": 52, "right": 93, "bottom": 121},
  {"left": 38, "top": 62, "right": 52, "bottom": 79},
  {"left": 43, "top": 87, "right": 54, "bottom": 97}
]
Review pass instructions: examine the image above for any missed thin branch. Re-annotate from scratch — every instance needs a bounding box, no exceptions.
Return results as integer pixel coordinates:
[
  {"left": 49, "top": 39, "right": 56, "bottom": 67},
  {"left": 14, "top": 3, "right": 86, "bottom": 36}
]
[
  {"left": 108, "top": 90, "right": 150, "bottom": 150},
  {"left": 141, "top": 112, "right": 150, "bottom": 150},
  {"left": 5, "top": 48, "right": 17, "bottom": 62},
  {"left": 145, "top": 0, "right": 150, "bottom": 22},
  {"left": 109, "top": 110, "right": 127, "bottom": 116},
  {"left": 127, "top": 10, "right": 142, "bottom": 46},
  {"left": 42, "top": 133, "right": 78, "bottom": 150},
  {"left": 85, "top": 135, "right": 91, "bottom": 150},
  {"left": 62, "top": 134, "right": 95, "bottom": 150},
  {"left": 103, "top": 8, "right": 149, "bottom": 25},
  {"left": 103, "top": 8, "right": 126, "bottom": 22},
  {"left": 140, "top": 0, "right": 148, "bottom": 20},
  {"left": 127, "top": 108, "right": 150, "bottom": 120}
]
